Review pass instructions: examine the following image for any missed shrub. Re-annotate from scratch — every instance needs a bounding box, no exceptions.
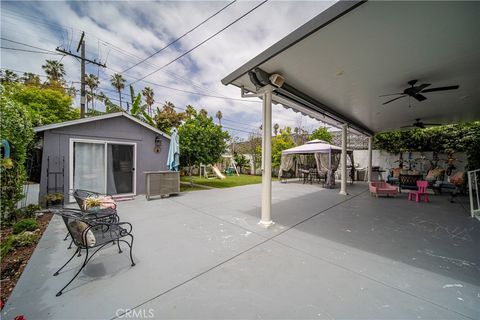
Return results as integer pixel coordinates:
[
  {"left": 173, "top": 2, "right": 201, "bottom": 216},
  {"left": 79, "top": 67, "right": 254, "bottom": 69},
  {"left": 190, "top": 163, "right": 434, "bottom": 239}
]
[
  {"left": 11, "top": 231, "right": 39, "bottom": 247},
  {"left": 0, "top": 85, "right": 34, "bottom": 222},
  {"left": 12, "top": 218, "right": 38, "bottom": 234},
  {"left": 1, "top": 236, "right": 14, "bottom": 258},
  {"left": 23, "top": 204, "right": 41, "bottom": 218}
]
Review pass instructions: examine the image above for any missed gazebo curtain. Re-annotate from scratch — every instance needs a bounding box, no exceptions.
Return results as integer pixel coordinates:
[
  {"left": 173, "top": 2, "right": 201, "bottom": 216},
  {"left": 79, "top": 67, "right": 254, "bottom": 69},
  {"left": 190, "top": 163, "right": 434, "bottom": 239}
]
[
  {"left": 280, "top": 150, "right": 353, "bottom": 188},
  {"left": 279, "top": 154, "right": 296, "bottom": 178},
  {"left": 314, "top": 151, "right": 341, "bottom": 188}
]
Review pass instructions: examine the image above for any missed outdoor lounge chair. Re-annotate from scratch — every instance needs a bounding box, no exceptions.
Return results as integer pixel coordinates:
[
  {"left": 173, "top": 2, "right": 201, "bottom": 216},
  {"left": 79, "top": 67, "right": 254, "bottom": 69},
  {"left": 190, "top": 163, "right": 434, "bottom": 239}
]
[
  {"left": 369, "top": 181, "right": 398, "bottom": 197},
  {"left": 52, "top": 209, "right": 135, "bottom": 296}
]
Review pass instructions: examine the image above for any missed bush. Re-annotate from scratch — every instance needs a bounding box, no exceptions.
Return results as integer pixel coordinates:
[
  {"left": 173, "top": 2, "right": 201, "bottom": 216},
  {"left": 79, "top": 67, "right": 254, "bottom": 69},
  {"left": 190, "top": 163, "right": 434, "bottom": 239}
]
[
  {"left": 11, "top": 231, "right": 39, "bottom": 247},
  {"left": 0, "top": 85, "right": 34, "bottom": 222},
  {"left": 12, "top": 218, "right": 38, "bottom": 234},
  {"left": 0, "top": 231, "right": 39, "bottom": 258},
  {"left": 1, "top": 237, "right": 14, "bottom": 258},
  {"left": 23, "top": 204, "right": 41, "bottom": 218}
]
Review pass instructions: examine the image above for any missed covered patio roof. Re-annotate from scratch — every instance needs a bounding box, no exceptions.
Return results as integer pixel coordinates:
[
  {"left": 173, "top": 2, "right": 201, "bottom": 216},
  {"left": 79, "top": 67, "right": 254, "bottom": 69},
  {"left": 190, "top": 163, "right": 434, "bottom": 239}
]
[{"left": 221, "top": 0, "right": 480, "bottom": 134}]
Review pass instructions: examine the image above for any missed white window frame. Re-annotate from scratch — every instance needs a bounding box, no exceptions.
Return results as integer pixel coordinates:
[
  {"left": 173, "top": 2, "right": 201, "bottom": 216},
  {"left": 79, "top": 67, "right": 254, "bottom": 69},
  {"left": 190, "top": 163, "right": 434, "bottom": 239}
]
[{"left": 69, "top": 138, "right": 137, "bottom": 202}]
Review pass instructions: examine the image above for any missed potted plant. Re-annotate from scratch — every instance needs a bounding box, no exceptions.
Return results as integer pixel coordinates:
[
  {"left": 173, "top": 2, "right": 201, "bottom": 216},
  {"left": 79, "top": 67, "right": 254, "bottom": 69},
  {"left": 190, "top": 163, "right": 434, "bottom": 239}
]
[{"left": 45, "top": 192, "right": 64, "bottom": 206}]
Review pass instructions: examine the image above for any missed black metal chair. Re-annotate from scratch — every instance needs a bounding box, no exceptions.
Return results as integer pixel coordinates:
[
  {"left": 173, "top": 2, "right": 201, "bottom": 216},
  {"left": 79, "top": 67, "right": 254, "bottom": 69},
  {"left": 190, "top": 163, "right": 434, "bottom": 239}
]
[
  {"left": 52, "top": 209, "right": 135, "bottom": 296},
  {"left": 63, "top": 190, "right": 120, "bottom": 248}
]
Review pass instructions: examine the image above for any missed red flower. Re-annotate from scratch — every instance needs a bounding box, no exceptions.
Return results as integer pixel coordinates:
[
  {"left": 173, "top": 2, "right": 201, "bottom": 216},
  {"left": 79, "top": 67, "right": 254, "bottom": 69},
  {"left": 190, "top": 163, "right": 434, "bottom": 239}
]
[{"left": 14, "top": 315, "right": 26, "bottom": 320}]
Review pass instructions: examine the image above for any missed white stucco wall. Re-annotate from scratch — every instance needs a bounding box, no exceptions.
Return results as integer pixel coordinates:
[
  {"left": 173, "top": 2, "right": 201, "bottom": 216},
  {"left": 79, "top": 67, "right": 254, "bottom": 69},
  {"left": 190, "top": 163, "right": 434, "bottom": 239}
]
[{"left": 352, "top": 150, "right": 467, "bottom": 173}]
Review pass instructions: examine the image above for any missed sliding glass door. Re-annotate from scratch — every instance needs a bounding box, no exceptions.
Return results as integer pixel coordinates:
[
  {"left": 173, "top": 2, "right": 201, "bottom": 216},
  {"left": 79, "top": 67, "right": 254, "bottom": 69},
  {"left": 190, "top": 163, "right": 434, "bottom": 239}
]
[
  {"left": 72, "top": 140, "right": 135, "bottom": 197},
  {"left": 107, "top": 144, "right": 134, "bottom": 194}
]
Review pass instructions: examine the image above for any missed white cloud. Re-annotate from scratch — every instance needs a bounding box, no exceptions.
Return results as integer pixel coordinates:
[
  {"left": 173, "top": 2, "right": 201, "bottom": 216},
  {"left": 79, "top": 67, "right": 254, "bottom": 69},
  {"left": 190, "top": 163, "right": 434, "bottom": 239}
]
[{"left": 1, "top": 0, "right": 336, "bottom": 138}]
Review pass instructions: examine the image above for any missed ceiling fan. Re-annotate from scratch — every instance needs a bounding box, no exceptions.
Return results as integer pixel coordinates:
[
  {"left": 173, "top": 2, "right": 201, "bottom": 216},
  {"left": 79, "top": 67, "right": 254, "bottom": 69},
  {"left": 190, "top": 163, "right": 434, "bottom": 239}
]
[
  {"left": 401, "top": 118, "right": 441, "bottom": 129},
  {"left": 381, "top": 80, "right": 459, "bottom": 105}
]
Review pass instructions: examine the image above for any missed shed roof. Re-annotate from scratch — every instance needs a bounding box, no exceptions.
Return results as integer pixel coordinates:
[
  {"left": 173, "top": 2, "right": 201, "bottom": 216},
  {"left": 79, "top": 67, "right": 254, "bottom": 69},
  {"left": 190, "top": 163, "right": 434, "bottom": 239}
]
[
  {"left": 33, "top": 112, "right": 170, "bottom": 139},
  {"left": 222, "top": 0, "right": 480, "bottom": 135}
]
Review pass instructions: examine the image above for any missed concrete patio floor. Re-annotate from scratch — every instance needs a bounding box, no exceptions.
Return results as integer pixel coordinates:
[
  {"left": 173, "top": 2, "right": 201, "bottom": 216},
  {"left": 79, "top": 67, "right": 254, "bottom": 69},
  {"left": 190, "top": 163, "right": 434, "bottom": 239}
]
[{"left": 2, "top": 182, "right": 479, "bottom": 320}]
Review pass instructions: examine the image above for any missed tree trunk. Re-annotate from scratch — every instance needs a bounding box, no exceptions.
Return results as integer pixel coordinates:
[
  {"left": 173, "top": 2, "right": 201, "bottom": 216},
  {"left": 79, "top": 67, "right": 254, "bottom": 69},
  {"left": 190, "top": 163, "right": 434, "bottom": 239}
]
[
  {"left": 189, "top": 166, "right": 193, "bottom": 186},
  {"left": 118, "top": 90, "right": 122, "bottom": 108}
]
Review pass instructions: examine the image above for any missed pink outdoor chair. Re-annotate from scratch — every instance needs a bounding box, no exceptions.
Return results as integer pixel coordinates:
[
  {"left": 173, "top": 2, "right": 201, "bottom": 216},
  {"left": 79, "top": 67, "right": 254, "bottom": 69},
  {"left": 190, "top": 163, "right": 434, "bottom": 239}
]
[{"left": 408, "top": 180, "right": 429, "bottom": 202}]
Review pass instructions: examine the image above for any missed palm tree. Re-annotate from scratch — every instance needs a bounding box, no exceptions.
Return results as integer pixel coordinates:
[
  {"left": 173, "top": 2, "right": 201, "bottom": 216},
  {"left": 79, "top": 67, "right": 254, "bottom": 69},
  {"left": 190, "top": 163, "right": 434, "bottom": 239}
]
[
  {"left": 21, "top": 72, "right": 40, "bottom": 85},
  {"left": 110, "top": 73, "right": 126, "bottom": 108},
  {"left": 273, "top": 123, "right": 279, "bottom": 136},
  {"left": 216, "top": 110, "right": 223, "bottom": 126},
  {"left": 42, "top": 60, "right": 66, "bottom": 83},
  {"left": 142, "top": 87, "right": 154, "bottom": 116},
  {"left": 0, "top": 69, "right": 18, "bottom": 83},
  {"left": 85, "top": 74, "right": 99, "bottom": 111}
]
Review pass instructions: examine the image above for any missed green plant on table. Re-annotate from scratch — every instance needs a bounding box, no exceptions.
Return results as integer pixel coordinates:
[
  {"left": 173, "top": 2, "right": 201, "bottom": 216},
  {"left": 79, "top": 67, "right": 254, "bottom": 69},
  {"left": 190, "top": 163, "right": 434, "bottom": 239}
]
[{"left": 83, "top": 197, "right": 102, "bottom": 210}]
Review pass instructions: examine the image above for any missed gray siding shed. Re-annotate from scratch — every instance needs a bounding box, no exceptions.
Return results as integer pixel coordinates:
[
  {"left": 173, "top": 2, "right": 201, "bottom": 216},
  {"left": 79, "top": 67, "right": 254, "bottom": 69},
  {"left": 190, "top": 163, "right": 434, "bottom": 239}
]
[{"left": 35, "top": 113, "right": 170, "bottom": 204}]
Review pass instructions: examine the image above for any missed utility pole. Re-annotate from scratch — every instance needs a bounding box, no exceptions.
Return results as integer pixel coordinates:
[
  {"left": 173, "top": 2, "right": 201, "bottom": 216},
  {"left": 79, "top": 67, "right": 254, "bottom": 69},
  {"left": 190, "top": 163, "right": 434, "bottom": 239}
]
[{"left": 56, "top": 32, "right": 106, "bottom": 118}]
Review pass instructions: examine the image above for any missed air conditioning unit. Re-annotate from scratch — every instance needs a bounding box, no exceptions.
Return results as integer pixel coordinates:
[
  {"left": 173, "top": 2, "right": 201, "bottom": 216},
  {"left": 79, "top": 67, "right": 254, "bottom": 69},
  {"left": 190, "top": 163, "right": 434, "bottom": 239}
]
[{"left": 269, "top": 73, "right": 285, "bottom": 88}]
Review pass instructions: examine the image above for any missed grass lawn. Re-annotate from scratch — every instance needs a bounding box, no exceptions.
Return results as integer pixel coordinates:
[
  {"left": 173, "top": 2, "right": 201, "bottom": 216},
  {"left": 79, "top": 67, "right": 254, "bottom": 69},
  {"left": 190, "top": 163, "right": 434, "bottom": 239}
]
[
  {"left": 180, "top": 184, "right": 207, "bottom": 192},
  {"left": 180, "top": 174, "right": 277, "bottom": 188}
]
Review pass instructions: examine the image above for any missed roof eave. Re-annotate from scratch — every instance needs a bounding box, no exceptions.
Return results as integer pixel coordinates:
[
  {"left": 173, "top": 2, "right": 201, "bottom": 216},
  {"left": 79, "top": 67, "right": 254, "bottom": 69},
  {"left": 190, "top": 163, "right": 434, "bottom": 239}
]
[{"left": 221, "top": 0, "right": 366, "bottom": 86}]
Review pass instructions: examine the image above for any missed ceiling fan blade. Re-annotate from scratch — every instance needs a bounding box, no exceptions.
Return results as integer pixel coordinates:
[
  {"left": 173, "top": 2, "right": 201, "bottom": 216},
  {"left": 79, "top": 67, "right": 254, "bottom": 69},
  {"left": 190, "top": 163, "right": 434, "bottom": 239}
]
[
  {"left": 422, "top": 85, "right": 459, "bottom": 93},
  {"left": 382, "top": 95, "right": 407, "bottom": 105},
  {"left": 379, "top": 93, "right": 404, "bottom": 97},
  {"left": 413, "top": 93, "right": 427, "bottom": 101},
  {"left": 416, "top": 83, "right": 431, "bottom": 91}
]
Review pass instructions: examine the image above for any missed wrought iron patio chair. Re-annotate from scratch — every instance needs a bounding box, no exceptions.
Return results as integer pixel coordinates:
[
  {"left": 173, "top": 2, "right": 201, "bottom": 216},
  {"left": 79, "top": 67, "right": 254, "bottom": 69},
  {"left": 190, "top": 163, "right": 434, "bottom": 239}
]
[
  {"left": 52, "top": 209, "right": 135, "bottom": 297},
  {"left": 63, "top": 189, "right": 120, "bottom": 248}
]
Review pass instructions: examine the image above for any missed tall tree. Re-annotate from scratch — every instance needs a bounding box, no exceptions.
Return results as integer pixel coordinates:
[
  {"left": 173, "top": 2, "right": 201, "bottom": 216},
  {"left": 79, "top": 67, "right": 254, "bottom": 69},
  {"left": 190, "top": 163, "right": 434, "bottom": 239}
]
[
  {"left": 42, "top": 60, "right": 66, "bottom": 84},
  {"left": 110, "top": 73, "right": 125, "bottom": 108},
  {"left": 272, "top": 126, "right": 295, "bottom": 168},
  {"left": 0, "top": 69, "right": 19, "bottom": 83},
  {"left": 21, "top": 72, "right": 41, "bottom": 86},
  {"left": 185, "top": 105, "right": 196, "bottom": 118},
  {"left": 178, "top": 107, "right": 230, "bottom": 185},
  {"left": 6, "top": 83, "right": 79, "bottom": 126},
  {"left": 309, "top": 126, "right": 333, "bottom": 143},
  {"left": 273, "top": 123, "right": 279, "bottom": 136},
  {"left": 154, "top": 101, "right": 184, "bottom": 133},
  {"left": 142, "top": 87, "right": 154, "bottom": 116},
  {"left": 128, "top": 85, "right": 155, "bottom": 126},
  {"left": 216, "top": 110, "right": 223, "bottom": 126},
  {"left": 85, "top": 74, "right": 99, "bottom": 111}
]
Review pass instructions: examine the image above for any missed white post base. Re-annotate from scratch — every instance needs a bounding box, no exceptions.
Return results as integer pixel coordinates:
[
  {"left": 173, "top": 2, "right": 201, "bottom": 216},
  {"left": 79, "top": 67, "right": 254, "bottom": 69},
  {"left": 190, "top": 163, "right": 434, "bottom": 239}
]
[
  {"left": 339, "top": 191, "right": 347, "bottom": 196},
  {"left": 258, "top": 220, "right": 275, "bottom": 228}
]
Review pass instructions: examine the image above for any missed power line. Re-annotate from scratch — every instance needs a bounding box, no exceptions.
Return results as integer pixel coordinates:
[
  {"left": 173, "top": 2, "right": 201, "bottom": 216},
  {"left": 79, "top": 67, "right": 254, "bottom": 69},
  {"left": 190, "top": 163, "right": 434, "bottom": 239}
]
[
  {"left": 122, "top": 0, "right": 237, "bottom": 73},
  {"left": 129, "top": 0, "right": 268, "bottom": 85},
  {"left": 0, "top": 37, "right": 59, "bottom": 53},
  {"left": 105, "top": 65, "right": 260, "bottom": 104},
  {"left": 2, "top": 10, "right": 239, "bottom": 100},
  {"left": 0, "top": 47, "right": 64, "bottom": 55}
]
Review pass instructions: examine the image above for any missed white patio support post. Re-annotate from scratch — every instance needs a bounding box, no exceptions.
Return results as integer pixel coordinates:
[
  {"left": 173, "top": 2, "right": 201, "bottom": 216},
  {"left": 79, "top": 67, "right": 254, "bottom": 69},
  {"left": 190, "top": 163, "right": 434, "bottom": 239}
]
[
  {"left": 259, "top": 85, "right": 274, "bottom": 227},
  {"left": 339, "top": 123, "right": 348, "bottom": 195},
  {"left": 367, "top": 136, "right": 373, "bottom": 182}
]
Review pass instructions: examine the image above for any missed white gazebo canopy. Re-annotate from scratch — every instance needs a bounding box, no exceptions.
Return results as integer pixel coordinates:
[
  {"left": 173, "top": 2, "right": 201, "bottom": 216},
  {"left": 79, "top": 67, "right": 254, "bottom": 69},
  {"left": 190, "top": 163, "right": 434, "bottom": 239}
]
[{"left": 282, "top": 139, "right": 344, "bottom": 155}]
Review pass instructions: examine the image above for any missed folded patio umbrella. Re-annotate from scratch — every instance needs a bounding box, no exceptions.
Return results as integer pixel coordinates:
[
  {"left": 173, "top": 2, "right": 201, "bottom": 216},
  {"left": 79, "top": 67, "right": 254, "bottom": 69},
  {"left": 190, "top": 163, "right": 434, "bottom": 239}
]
[{"left": 167, "top": 127, "right": 180, "bottom": 171}]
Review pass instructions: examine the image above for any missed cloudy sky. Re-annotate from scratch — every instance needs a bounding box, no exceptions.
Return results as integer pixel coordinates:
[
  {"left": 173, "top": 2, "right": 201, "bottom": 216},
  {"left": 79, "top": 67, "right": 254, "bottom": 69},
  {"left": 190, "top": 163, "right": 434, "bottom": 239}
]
[{"left": 1, "top": 0, "right": 335, "bottom": 138}]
